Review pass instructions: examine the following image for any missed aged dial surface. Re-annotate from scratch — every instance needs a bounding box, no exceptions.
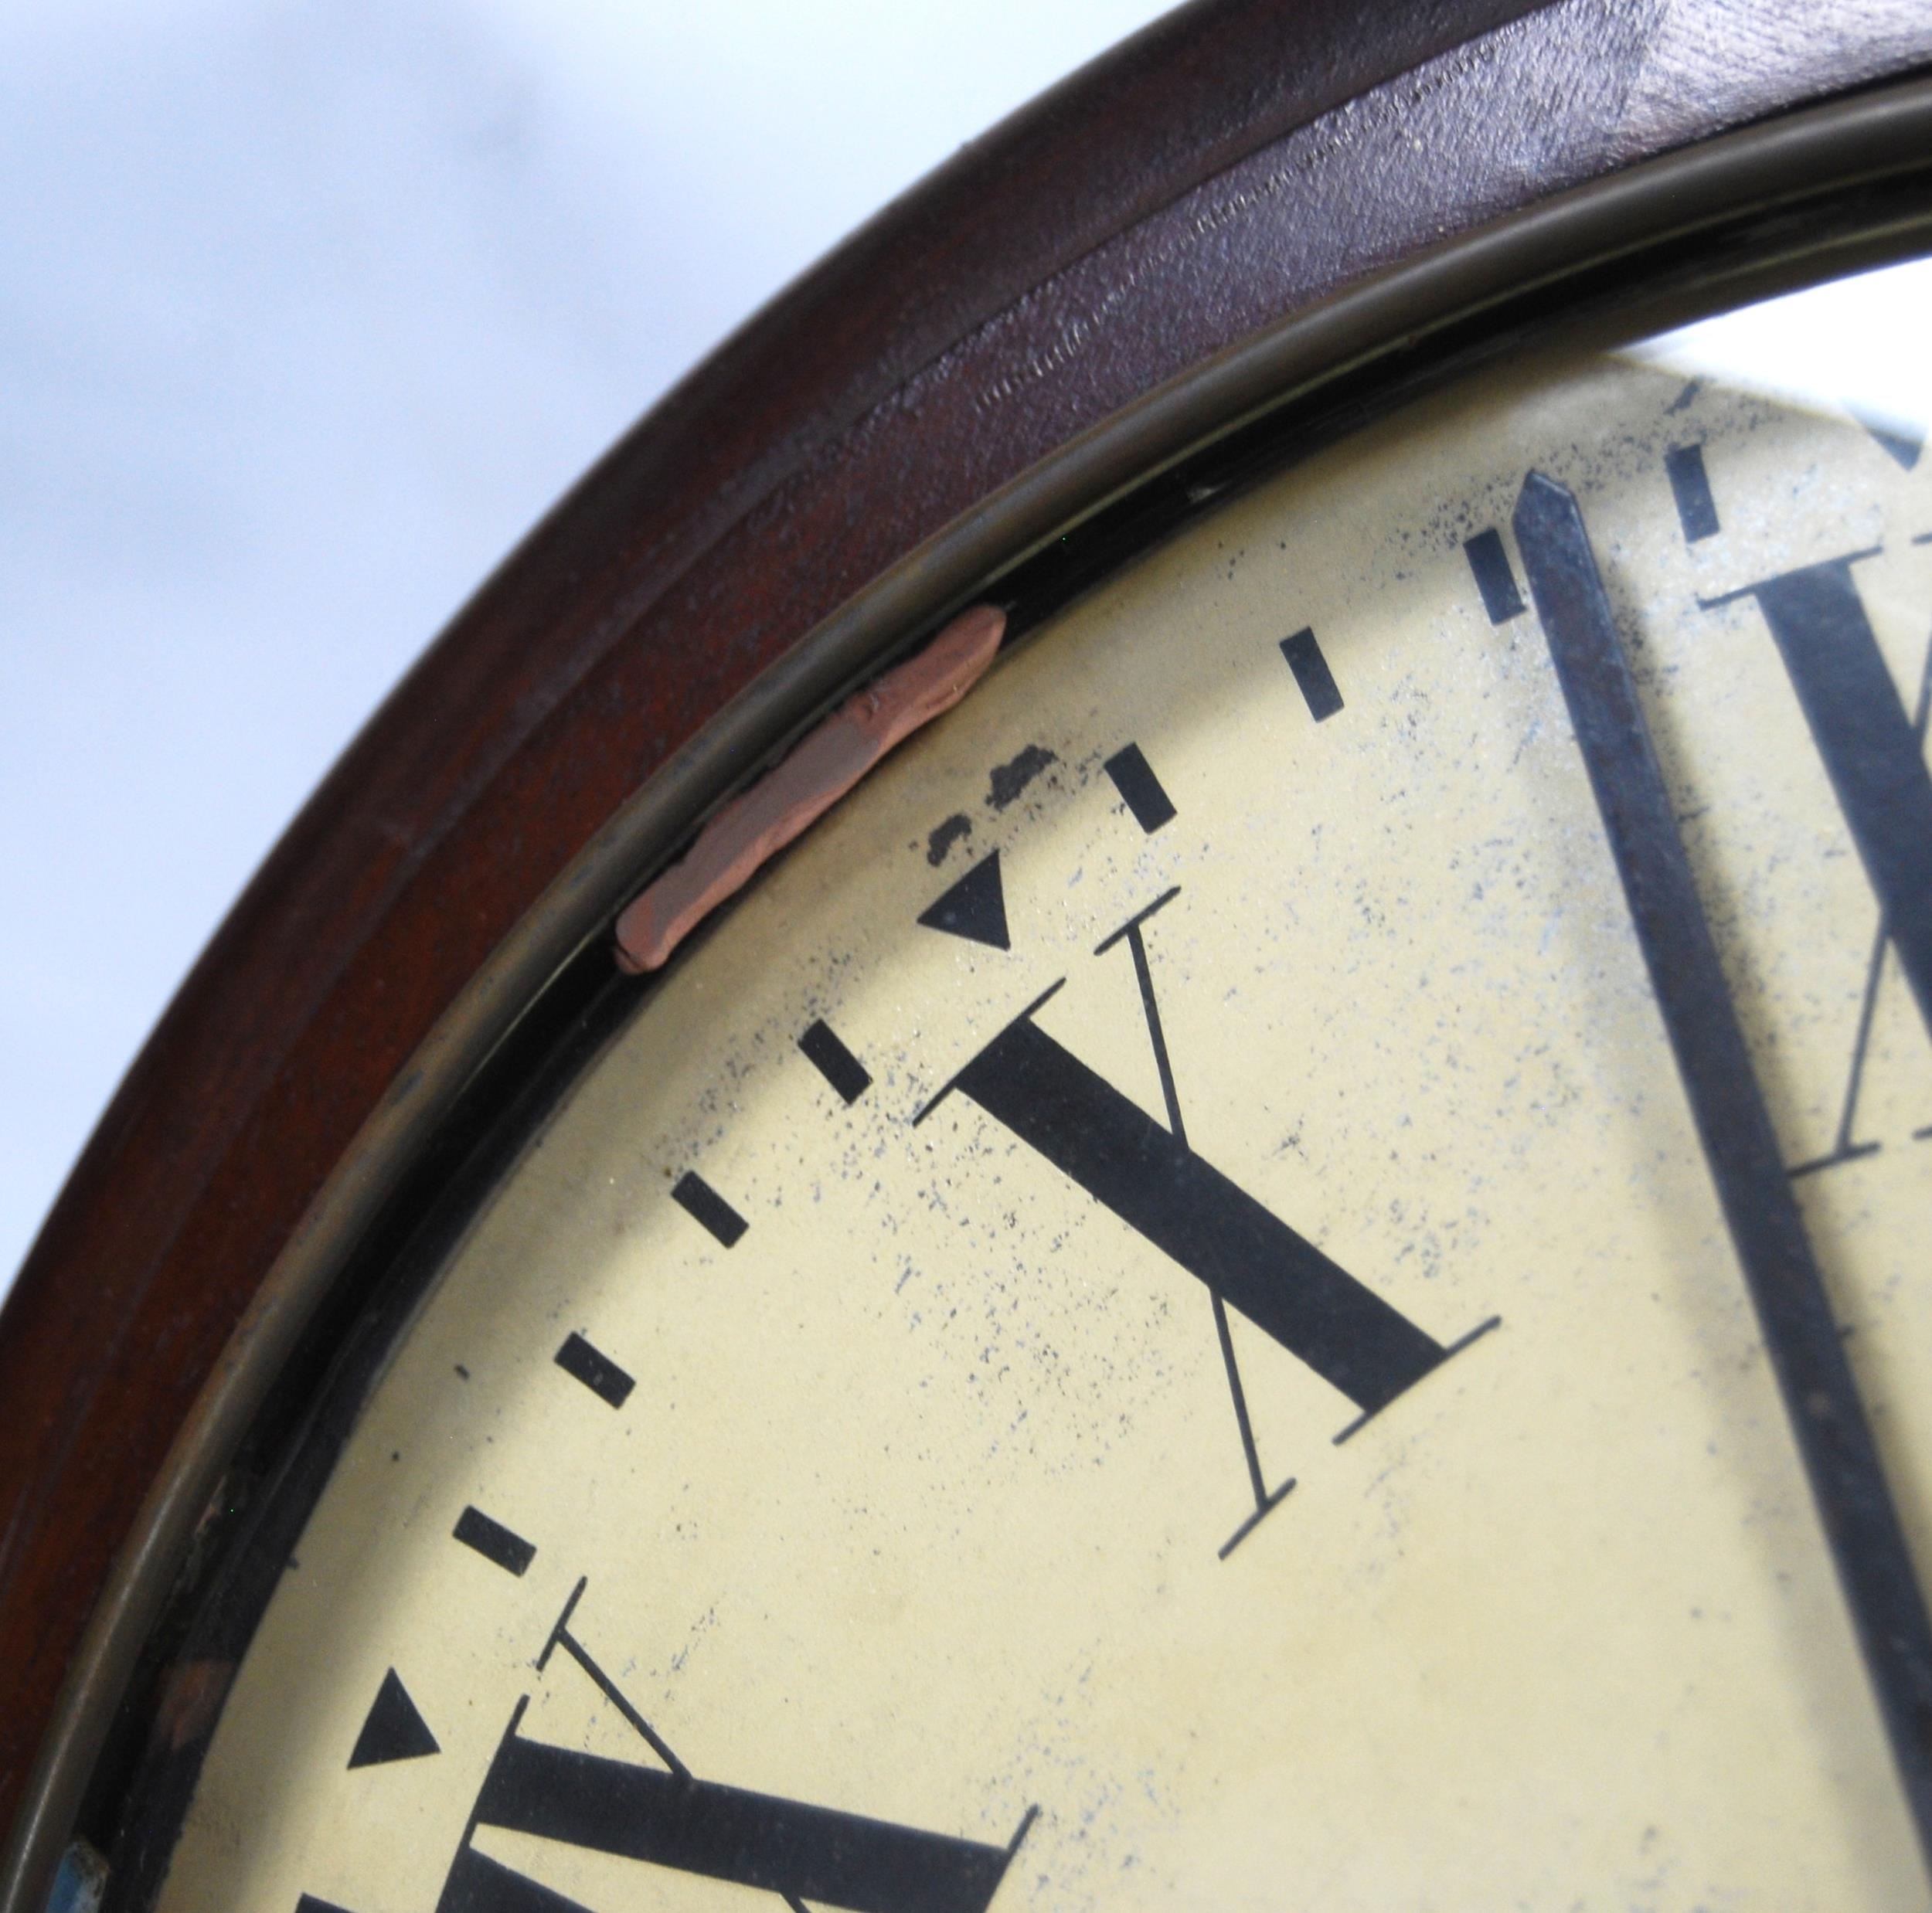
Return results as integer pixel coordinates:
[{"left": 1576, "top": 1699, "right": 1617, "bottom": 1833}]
[{"left": 156, "top": 310, "right": 1932, "bottom": 1911}]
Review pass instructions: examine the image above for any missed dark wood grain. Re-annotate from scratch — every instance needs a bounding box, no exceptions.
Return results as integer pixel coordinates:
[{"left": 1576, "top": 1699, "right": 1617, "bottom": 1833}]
[{"left": 3, "top": 0, "right": 1930, "bottom": 1862}]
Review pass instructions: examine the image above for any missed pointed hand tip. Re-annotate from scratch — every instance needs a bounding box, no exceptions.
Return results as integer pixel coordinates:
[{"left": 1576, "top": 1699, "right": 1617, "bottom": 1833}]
[{"left": 1513, "top": 467, "right": 1583, "bottom": 526}]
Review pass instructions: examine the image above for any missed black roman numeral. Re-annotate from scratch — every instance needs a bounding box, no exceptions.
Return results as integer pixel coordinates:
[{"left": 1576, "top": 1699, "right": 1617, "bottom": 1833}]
[
  {"left": 437, "top": 1582, "right": 1032, "bottom": 1913},
  {"left": 1702, "top": 552, "right": 1932, "bottom": 1171},
  {"left": 442, "top": 1726, "right": 1025, "bottom": 1913},
  {"left": 1794, "top": 628, "right": 1932, "bottom": 1176},
  {"left": 918, "top": 890, "right": 1494, "bottom": 1519},
  {"left": 1706, "top": 552, "right": 1932, "bottom": 1035}
]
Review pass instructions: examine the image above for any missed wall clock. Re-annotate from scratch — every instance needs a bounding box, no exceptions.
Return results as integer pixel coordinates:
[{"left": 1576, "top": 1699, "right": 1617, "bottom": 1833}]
[{"left": 6, "top": 2, "right": 1932, "bottom": 1908}]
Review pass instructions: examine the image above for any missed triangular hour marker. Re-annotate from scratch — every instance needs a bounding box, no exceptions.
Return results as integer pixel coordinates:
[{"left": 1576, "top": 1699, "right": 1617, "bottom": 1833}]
[
  {"left": 918, "top": 850, "right": 1010, "bottom": 950},
  {"left": 348, "top": 1669, "right": 440, "bottom": 1769}
]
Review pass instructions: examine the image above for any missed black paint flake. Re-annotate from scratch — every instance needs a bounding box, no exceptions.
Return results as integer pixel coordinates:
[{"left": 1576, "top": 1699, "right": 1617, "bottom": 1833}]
[
  {"left": 987, "top": 743, "right": 1057, "bottom": 810},
  {"left": 926, "top": 813, "right": 973, "bottom": 865}
]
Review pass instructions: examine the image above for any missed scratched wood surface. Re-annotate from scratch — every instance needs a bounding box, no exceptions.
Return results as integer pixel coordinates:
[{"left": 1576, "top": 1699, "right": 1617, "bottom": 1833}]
[{"left": 2, "top": 0, "right": 1930, "bottom": 1861}]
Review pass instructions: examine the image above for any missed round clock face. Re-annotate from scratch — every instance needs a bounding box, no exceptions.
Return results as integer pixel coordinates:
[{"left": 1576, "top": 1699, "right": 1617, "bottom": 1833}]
[{"left": 149, "top": 290, "right": 1932, "bottom": 1911}]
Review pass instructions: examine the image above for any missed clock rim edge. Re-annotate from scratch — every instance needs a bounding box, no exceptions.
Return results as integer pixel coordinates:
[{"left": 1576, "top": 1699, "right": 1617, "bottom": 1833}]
[{"left": 8, "top": 13, "right": 1932, "bottom": 1907}]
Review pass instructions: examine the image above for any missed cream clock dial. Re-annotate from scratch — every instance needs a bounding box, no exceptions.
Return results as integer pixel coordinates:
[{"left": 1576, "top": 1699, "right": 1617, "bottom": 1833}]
[{"left": 151, "top": 334, "right": 1932, "bottom": 1911}]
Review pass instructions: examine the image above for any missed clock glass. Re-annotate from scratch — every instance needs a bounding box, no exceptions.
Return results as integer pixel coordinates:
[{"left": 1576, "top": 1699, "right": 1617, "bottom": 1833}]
[{"left": 135, "top": 257, "right": 1932, "bottom": 1912}]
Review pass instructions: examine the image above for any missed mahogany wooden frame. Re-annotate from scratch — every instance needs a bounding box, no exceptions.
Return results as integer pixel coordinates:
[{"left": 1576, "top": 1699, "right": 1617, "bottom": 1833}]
[{"left": 6, "top": 1, "right": 1932, "bottom": 1905}]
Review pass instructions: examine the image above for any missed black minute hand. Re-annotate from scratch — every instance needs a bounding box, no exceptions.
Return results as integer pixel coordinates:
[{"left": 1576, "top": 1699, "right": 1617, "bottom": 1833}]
[{"left": 1512, "top": 470, "right": 1932, "bottom": 1874}]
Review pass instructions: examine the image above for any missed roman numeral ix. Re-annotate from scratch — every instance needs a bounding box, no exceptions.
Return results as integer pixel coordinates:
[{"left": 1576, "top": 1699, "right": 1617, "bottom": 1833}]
[{"left": 436, "top": 1579, "right": 1033, "bottom": 1913}]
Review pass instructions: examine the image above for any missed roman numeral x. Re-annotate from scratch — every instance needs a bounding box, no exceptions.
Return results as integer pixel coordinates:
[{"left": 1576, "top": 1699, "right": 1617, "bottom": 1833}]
[{"left": 918, "top": 887, "right": 1495, "bottom": 1555}]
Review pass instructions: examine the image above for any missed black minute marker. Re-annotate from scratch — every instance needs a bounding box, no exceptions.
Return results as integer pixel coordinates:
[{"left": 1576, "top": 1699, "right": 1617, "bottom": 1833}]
[
  {"left": 1463, "top": 527, "right": 1526, "bottom": 624},
  {"left": 672, "top": 1171, "right": 748, "bottom": 1248},
  {"left": 452, "top": 1505, "right": 536, "bottom": 1578},
  {"left": 554, "top": 1330, "right": 635, "bottom": 1409},
  {"left": 1279, "top": 626, "right": 1343, "bottom": 722},
  {"left": 1102, "top": 742, "right": 1177, "bottom": 834},
  {"left": 1514, "top": 468, "right": 1932, "bottom": 1877},
  {"left": 799, "top": 1018, "right": 872, "bottom": 1105},
  {"left": 1664, "top": 442, "right": 1720, "bottom": 542}
]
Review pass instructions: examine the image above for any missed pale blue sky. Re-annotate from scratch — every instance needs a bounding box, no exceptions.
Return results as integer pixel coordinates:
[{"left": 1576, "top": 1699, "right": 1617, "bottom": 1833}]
[{"left": 0, "top": 0, "right": 1175, "bottom": 1291}]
